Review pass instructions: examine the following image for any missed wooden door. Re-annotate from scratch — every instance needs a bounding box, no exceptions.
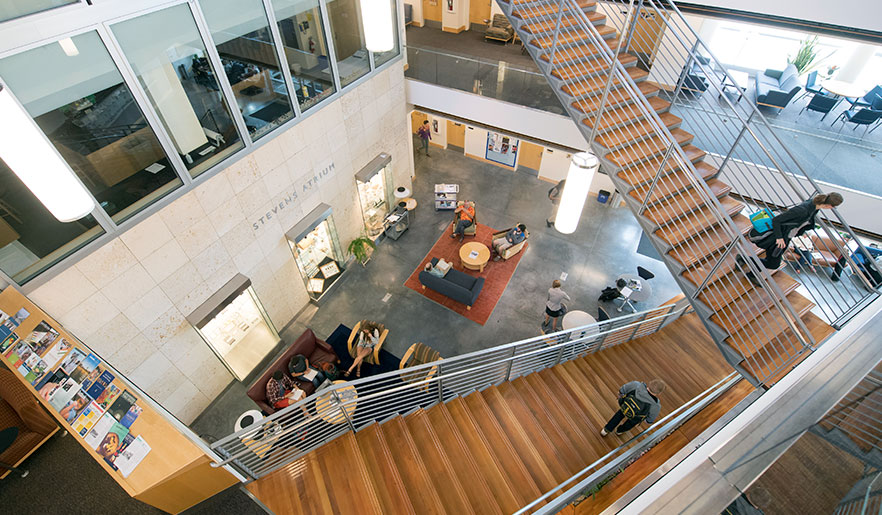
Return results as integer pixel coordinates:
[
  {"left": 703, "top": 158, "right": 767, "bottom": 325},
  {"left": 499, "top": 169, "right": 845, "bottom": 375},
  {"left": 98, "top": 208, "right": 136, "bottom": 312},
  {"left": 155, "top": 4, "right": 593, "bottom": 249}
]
[
  {"left": 518, "top": 141, "right": 544, "bottom": 172},
  {"left": 422, "top": 0, "right": 441, "bottom": 22},
  {"left": 411, "top": 111, "right": 428, "bottom": 134},
  {"left": 629, "top": 10, "right": 669, "bottom": 67},
  {"left": 447, "top": 121, "right": 465, "bottom": 149}
]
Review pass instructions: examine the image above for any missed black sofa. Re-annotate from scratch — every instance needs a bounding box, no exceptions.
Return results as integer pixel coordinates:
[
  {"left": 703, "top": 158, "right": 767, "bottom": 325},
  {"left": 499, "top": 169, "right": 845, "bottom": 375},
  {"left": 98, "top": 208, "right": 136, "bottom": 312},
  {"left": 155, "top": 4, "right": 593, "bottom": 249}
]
[
  {"left": 755, "top": 64, "right": 801, "bottom": 110},
  {"left": 418, "top": 258, "right": 484, "bottom": 307}
]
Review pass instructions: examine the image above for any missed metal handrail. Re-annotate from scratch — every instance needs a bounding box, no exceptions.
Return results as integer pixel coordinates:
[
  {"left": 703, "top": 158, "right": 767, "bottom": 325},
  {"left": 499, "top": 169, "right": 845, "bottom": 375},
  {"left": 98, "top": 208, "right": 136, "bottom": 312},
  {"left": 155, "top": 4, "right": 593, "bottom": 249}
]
[
  {"left": 517, "top": 372, "right": 742, "bottom": 514},
  {"left": 209, "top": 304, "right": 688, "bottom": 478}
]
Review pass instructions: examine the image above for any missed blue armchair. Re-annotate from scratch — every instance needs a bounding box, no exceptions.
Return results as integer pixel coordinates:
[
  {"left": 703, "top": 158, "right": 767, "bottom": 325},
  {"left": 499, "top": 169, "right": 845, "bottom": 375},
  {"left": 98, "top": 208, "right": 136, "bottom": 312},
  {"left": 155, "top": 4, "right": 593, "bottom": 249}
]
[
  {"left": 833, "top": 107, "right": 882, "bottom": 137},
  {"left": 797, "top": 70, "right": 825, "bottom": 101},
  {"left": 755, "top": 64, "right": 801, "bottom": 110},
  {"left": 846, "top": 85, "right": 882, "bottom": 109}
]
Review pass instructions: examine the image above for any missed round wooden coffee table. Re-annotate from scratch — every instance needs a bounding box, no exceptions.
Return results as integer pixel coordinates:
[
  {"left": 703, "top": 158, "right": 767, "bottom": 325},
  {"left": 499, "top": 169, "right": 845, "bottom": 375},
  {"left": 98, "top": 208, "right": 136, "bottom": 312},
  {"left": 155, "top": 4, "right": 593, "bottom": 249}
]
[
  {"left": 459, "top": 242, "right": 491, "bottom": 272},
  {"left": 315, "top": 380, "right": 358, "bottom": 425}
]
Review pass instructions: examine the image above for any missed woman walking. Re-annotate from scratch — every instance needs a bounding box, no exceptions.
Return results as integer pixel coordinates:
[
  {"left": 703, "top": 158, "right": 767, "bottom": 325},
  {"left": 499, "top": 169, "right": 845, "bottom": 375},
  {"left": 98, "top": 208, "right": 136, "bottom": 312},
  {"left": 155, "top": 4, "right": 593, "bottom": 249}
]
[{"left": 544, "top": 279, "right": 570, "bottom": 332}]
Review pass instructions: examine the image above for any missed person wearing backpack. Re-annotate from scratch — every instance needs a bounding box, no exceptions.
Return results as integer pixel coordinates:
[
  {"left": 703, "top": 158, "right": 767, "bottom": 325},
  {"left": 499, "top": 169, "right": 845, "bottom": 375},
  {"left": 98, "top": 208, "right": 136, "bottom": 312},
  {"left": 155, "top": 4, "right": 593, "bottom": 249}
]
[
  {"left": 600, "top": 379, "right": 665, "bottom": 437},
  {"left": 546, "top": 179, "right": 565, "bottom": 227}
]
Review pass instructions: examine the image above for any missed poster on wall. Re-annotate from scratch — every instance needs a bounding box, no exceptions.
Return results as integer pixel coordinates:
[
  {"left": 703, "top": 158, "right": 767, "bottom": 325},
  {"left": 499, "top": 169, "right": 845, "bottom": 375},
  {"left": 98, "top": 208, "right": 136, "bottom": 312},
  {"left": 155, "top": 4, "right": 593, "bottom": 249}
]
[{"left": 485, "top": 132, "right": 519, "bottom": 168}]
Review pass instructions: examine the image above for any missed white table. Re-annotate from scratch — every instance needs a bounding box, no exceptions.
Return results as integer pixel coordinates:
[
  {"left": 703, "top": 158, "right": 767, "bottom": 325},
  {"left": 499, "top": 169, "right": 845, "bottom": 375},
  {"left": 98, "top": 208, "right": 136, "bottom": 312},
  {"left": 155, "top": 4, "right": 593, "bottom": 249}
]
[
  {"left": 821, "top": 80, "right": 866, "bottom": 100},
  {"left": 562, "top": 310, "right": 597, "bottom": 332},
  {"left": 561, "top": 310, "right": 599, "bottom": 360},
  {"left": 617, "top": 273, "right": 652, "bottom": 312},
  {"left": 720, "top": 69, "right": 749, "bottom": 102}
]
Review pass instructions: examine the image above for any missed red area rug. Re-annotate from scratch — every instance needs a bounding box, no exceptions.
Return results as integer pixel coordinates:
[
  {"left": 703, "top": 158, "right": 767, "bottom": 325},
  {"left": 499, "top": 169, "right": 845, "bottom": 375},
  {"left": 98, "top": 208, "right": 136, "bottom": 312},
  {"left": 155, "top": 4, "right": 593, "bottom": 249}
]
[{"left": 404, "top": 222, "right": 528, "bottom": 325}]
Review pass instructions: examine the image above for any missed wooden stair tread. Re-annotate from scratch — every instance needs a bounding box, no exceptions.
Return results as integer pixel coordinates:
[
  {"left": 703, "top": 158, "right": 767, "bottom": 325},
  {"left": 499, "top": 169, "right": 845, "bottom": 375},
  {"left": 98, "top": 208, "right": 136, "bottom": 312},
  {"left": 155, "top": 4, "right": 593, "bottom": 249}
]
[
  {"left": 354, "top": 424, "right": 415, "bottom": 514},
  {"left": 456, "top": 394, "right": 545, "bottom": 501},
  {"left": 442, "top": 399, "right": 533, "bottom": 510},
  {"left": 403, "top": 411, "right": 478, "bottom": 514},
  {"left": 654, "top": 196, "right": 744, "bottom": 246},
  {"left": 595, "top": 112, "right": 682, "bottom": 150},
  {"left": 314, "top": 434, "right": 384, "bottom": 514},
  {"left": 631, "top": 176, "right": 728, "bottom": 208},
  {"left": 521, "top": 11, "right": 606, "bottom": 34},
  {"left": 709, "top": 272, "right": 801, "bottom": 333},
  {"left": 643, "top": 183, "right": 737, "bottom": 228},
  {"left": 588, "top": 95, "right": 670, "bottom": 132},
  {"left": 552, "top": 53, "right": 636, "bottom": 81},
  {"left": 575, "top": 82, "right": 661, "bottom": 117},
  {"left": 512, "top": 0, "right": 596, "bottom": 19},
  {"left": 666, "top": 214, "right": 751, "bottom": 268},
  {"left": 697, "top": 265, "right": 785, "bottom": 312},
  {"left": 480, "top": 387, "right": 567, "bottom": 489},
  {"left": 605, "top": 129, "right": 695, "bottom": 169},
  {"left": 564, "top": 66, "right": 650, "bottom": 100},
  {"left": 380, "top": 417, "right": 446, "bottom": 514},
  {"left": 530, "top": 24, "right": 617, "bottom": 48},
  {"left": 618, "top": 155, "right": 714, "bottom": 188}
]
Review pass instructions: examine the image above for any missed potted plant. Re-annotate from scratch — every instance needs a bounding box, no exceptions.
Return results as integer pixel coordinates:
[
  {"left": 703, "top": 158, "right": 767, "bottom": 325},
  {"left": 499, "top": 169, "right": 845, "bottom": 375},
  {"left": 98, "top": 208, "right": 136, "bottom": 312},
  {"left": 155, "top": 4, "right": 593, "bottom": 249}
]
[
  {"left": 788, "top": 36, "right": 835, "bottom": 76},
  {"left": 348, "top": 236, "right": 376, "bottom": 267}
]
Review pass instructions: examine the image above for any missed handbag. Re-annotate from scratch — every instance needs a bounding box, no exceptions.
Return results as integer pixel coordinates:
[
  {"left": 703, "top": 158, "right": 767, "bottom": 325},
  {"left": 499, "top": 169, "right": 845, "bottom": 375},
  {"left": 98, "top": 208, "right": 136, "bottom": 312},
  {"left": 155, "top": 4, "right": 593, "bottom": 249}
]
[{"left": 749, "top": 208, "right": 774, "bottom": 234}]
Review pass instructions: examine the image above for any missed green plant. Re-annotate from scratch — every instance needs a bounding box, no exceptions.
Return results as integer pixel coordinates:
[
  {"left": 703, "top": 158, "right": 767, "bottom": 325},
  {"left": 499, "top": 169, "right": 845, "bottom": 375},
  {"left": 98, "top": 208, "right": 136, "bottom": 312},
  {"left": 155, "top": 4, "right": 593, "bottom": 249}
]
[
  {"left": 348, "top": 236, "right": 376, "bottom": 265},
  {"left": 788, "top": 36, "right": 821, "bottom": 74}
]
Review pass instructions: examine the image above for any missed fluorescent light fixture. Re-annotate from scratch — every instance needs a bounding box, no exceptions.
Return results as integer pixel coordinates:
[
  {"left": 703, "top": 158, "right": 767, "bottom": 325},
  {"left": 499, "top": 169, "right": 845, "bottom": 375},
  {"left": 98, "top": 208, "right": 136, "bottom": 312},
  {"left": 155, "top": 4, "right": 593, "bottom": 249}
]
[
  {"left": 360, "top": 0, "right": 394, "bottom": 52},
  {"left": 59, "top": 37, "right": 79, "bottom": 57},
  {"left": 0, "top": 85, "right": 94, "bottom": 222},
  {"left": 555, "top": 152, "right": 599, "bottom": 235}
]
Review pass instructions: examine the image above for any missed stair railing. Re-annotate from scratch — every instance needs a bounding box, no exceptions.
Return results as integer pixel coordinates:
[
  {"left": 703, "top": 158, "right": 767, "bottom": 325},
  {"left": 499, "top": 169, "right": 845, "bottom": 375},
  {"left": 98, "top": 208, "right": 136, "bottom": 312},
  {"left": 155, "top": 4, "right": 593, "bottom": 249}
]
[
  {"left": 812, "top": 366, "right": 882, "bottom": 459},
  {"left": 209, "top": 304, "right": 688, "bottom": 479},
  {"left": 516, "top": 371, "right": 742, "bottom": 514},
  {"left": 596, "top": 0, "right": 881, "bottom": 326},
  {"left": 500, "top": 0, "right": 816, "bottom": 384}
]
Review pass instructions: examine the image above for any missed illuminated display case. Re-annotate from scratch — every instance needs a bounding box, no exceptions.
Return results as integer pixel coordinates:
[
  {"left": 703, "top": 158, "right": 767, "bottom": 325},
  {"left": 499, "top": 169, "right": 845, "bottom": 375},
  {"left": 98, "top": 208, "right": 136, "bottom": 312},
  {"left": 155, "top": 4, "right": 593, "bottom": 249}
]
[
  {"left": 186, "top": 274, "right": 280, "bottom": 381},
  {"left": 285, "top": 204, "right": 346, "bottom": 302},
  {"left": 354, "top": 153, "right": 393, "bottom": 240}
]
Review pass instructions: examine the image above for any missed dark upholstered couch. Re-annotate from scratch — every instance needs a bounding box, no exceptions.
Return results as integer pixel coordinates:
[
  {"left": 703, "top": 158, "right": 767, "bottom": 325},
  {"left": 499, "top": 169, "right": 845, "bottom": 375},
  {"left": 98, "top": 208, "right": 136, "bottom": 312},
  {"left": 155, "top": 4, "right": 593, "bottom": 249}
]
[
  {"left": 755, "top": 64, "right": 801, "bottom": 109},
  {"left": 418, "top": 257, "right": 484, "bottom": 307},
  {"left": 246, "top": 329, "right": 339, "bottom": 414}
]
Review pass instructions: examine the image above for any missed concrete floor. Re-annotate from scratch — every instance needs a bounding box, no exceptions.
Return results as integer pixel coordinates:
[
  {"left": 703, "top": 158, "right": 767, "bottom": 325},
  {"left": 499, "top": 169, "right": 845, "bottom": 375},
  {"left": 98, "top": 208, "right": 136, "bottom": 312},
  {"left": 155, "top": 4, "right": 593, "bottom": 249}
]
[{"left": 189, "top": 143, "right": 683, "bottom": 442}]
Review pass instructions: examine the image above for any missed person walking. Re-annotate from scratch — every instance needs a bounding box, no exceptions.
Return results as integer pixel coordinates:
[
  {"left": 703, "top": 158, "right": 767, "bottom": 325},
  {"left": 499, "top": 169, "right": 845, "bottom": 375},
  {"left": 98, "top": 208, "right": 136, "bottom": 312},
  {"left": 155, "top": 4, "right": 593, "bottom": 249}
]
[
  {"left": 544, "top": 279, "right": 570, "bottom": 331},
  {"left": 737, "top": 192, "right": 843, "bottom": 285},
  {"left": 547, "top": 178, "right": 565, "bottom": 227},
  {"left": 417, "top": 119, "right": 432, "bottom": 156},
  {"left": 600, "top": 379, "right": 665, "bottom": 437}
]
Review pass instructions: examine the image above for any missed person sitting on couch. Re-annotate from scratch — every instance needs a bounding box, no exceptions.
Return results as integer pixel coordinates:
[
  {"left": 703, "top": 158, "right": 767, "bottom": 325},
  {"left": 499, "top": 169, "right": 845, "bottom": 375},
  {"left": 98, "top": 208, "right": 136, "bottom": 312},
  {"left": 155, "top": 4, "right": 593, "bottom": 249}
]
[
  {"left": 492, "top": 224, "right": 527, "bottom": 261},
  {"left": 345, "top": 321, "right": 381, "bottom": 378},
  {"left": 288, "top": 354, "right": 326, "bottom": 389},
  {"left": 451, "top": 201, "right": 475, "bottom": 242},
  {"left": 266, "top": 370, "right": 310, "bottom": 415}
]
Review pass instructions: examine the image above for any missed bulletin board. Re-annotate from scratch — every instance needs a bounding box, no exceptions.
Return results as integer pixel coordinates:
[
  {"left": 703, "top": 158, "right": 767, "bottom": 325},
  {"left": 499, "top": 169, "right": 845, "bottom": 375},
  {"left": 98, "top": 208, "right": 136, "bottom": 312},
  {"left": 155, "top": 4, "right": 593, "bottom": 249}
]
[
  {"left": 485, "top": 131, "right": 519, "bottom": 168},
  {"left": 0, "top": 287, "right": 236, "bottom": 513}
]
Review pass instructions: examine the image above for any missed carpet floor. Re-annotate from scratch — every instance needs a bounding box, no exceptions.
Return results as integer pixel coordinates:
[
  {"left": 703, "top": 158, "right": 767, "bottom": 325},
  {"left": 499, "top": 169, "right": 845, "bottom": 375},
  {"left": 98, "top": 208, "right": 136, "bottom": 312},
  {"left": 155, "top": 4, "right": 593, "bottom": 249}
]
[{"left": 404, "top": 221, "right": 527, "bottom": 325}]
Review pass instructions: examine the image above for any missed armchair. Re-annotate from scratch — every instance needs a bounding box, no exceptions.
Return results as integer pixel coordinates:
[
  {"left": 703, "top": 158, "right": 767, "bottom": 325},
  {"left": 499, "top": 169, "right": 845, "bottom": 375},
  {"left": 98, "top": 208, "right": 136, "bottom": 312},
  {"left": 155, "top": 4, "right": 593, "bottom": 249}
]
[
  {"left": 485, "top": 14, "right": 514, "bottom": 44},
  {"left": 678, "top": 55, "right": 710, "bottom": 95},
  {"left": 452, "top": 201, "right": 477, "bottom": 237},
  {"left": 798, "top": 93, "right": 837, "bottom": 121},
  {"left": 755, "top": 64, "right": 801, "bottom": 110},
  {"left": 0, "top": 367, "right": 58, "bottom": 478},
  {"left": 833, "top": 107, "right": 882, "bottom": 138},
  {"left": 347, "top": 321, "right": 389, "bottom": 366},
  {"left": 796, "top": 70, "right": 825, "bottom": 101},
  {"left": 845, "top": 85, "right": 882, "bottom": 109},
  {"left": 492, "top": 226, "right": 529, "bottom": 260},
  {"left": 399, "top": 343, "right": 442, "bottom": 389}
]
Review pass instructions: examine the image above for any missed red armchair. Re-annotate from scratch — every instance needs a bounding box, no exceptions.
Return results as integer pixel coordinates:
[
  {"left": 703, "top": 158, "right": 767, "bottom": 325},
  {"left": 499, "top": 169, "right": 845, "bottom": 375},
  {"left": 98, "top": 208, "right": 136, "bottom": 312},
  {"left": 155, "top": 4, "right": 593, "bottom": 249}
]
[{"left": 246, "top": 329, "right": 339, "bottom": 414}]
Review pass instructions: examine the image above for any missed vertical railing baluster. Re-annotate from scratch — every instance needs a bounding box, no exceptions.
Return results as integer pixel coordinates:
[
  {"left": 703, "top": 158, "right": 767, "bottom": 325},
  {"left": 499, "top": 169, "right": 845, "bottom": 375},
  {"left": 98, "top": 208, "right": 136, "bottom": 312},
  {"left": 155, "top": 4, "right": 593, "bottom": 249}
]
[
  {"left": 588, "top": 0, "right": 635, "bottom": 142},
  {"left": 547, "top": 0, "right": 568, "bottom": 67},
  {"left": 622, "top": 0, "right": 644, "bottom": 54}
]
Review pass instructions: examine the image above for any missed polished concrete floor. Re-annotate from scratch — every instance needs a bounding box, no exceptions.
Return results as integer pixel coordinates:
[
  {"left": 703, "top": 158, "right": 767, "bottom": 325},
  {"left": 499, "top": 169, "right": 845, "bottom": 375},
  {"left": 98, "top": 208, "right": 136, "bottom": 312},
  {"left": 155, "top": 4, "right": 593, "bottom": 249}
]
[{"left": 189, "top": 143, "right": 683, "bottom": 442}]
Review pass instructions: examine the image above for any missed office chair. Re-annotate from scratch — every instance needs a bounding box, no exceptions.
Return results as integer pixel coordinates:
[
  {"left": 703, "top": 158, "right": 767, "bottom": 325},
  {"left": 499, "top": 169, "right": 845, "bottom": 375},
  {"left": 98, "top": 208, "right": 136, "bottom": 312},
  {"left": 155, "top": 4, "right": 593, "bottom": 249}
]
[
  {"left": 798, "top": 93, "right": 838, "bottom": 121},
  {"left": 597, "top": 307, "right": 610, "bottom": 322},
  {"left": 796, "top": 71, "right": 825, "bottom": 101},
  {"left": 833, "top": 107, "right": 882, "bottom": 138}
]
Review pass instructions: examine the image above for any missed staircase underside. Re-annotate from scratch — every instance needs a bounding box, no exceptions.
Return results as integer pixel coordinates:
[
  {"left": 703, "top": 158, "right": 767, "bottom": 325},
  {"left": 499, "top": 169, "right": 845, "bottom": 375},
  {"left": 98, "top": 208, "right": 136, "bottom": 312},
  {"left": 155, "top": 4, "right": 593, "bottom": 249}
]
[
  {"left": 497, "top": 0, "right": 835, "bottom": 386},
  {"left": 244, "top": 313, "right": 830, "bottom": 513}
]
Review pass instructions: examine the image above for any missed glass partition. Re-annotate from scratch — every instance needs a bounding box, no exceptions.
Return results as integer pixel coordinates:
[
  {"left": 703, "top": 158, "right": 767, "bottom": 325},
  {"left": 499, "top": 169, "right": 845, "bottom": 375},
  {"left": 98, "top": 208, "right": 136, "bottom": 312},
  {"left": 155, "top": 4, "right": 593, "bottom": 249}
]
[
  {"left": 200, "top": 0, "right": 295, "bottom": 140},
  {"left": 111, "top": 4, "right": 244, "bottom": 178},
  {"left": 326, "top": 0, "right": 370, "bottom": 87},
  {"left": 272, "top": 0, "right": 336, "bottom": 111},
  {"left": 0, "top": 31, "right": 182, "bottom": 224},
  {"left": 0, "top": 0, "right": 77, "bottom": 23},
  {"left": 372, "top": 0, "right": 400, "bottom": 68},
  {"left": 0, "top": 157, "right": 104, "bottom": 284}
]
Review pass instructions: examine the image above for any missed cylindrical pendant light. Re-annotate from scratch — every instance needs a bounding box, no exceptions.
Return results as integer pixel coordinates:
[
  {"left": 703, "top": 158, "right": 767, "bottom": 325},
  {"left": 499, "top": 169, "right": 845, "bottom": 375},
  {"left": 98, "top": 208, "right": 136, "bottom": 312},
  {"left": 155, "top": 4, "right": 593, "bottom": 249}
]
[
  {"left": 554, "top": 152, "right": 599, "bottom": 235},
  {"left": 0, "top": 84, "right": 94, "bottom": 222},
  {"left": 360, "top": 0, "right": 395, "bottom": 52}
]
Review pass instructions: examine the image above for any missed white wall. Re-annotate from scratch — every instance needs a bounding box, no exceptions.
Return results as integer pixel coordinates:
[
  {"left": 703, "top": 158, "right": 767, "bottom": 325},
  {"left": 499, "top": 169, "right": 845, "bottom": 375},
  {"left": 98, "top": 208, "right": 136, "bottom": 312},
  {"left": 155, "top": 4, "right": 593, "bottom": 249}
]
[
  {"left": 685, "top": 0, "right": 882, "bottom": 35},
  {"left": 538, "top": 148, "right": 571, "bottom": 182},
  {"left": 464, "top": 124, "right": 486, "bottom": 159},
  {"left": 25, "top": 62, "right": 414, "bottom": 424},
  {"left": 442, "top": 0, "right": 470, "bottom": 31},
  {"left": 406, "top": 78, "right": 590, "bottom": 151}
]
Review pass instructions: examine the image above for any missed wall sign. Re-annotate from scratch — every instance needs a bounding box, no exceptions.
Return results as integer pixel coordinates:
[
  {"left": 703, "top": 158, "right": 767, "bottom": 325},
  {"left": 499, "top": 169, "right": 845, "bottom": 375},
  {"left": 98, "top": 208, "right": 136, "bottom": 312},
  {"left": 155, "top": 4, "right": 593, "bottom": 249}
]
[{"left": 252, "top": 161, "right": 336, "bottom": 232}]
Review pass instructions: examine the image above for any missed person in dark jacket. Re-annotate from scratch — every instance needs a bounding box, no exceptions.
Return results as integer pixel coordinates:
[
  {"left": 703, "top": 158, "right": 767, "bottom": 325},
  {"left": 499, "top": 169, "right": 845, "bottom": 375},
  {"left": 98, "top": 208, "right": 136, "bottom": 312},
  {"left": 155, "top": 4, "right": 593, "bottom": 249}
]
[
  {"left": 737, "top": 193, "right": 843, "bottom": 284},
  {"left": 600, "top": 379, "right": 665, "bottom": 437},
  {"left": 547, "top": 179, "right": 565, "bottom": 227}
]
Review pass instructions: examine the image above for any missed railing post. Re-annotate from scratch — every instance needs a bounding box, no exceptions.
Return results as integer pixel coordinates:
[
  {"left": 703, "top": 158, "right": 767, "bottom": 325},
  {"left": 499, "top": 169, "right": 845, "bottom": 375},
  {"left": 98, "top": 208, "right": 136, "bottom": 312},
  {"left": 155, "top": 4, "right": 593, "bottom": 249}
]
[
  {"left": 668, "top": 39, "right": 699, "bottom": 112},
  {"left": 330, "top": 390, "right": 357, "bottom": 433},
  {"left": 622, "top": 0, "right": 645, "bottom": 54},
  {"left": 716, "top": 110, "right": 755, "bottom": 177},
  {"left": 690, "top": 240, "right": 738, "bottom": 298},
  {"left": 638, "top": 141, "right": 676, "bottom": 214},
  {"left": 547, "top": 0, "right": 568, "bottom": 67},
  {"left": 504, "top": 346, "right": 516, "bottom": 381}
]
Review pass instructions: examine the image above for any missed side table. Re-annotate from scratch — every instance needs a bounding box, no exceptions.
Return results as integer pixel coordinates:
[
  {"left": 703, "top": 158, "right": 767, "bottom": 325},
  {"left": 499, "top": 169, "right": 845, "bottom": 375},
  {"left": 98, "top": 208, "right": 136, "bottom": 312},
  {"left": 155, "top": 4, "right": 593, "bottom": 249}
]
[{"left": 315, "top": 381, "right": 358, "bottom": 425}]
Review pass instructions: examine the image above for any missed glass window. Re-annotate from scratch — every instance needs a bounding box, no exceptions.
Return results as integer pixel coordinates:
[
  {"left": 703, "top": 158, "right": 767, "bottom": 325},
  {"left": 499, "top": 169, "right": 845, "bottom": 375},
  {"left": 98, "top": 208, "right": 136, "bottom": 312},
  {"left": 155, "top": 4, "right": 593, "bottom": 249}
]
[
  {"left": 272, "top": 0, "right": 337, "bottom": 111},
  {"left": 112, "top": 4, "right": 244, "bottom": 178},
  {"left": 372, "top": 0, "right": 400, "bottom": 68},
  {"left": 326, "top": 0, "right": 370, "bottom": 87},
  {"left": 0, "top": 0, "right": 77, "bottom": 23},
  {"left": 0, "top": 32, "right": 182, "bottom": 224},
  {"left": 200, "top": 0, "right": 295, "bottom": 140},
  {"left": 0, "top": 157, "right": 104, "bottom": 284}
]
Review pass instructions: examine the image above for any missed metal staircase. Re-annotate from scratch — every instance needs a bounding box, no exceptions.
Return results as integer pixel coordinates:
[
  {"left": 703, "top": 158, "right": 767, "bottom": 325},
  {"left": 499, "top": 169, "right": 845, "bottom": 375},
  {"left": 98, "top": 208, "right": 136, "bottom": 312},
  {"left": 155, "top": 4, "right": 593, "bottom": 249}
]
[{"left": 495, "top": 0, "right": 880, "bottom": 387}]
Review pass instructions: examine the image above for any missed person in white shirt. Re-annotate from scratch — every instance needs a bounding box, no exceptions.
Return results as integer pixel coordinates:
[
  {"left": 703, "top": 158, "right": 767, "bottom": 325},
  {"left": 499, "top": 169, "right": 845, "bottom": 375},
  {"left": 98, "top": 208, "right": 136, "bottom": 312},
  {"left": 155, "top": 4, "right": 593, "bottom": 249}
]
[{"left": 544, "top": 279, "right": 570, "bottom": 331}]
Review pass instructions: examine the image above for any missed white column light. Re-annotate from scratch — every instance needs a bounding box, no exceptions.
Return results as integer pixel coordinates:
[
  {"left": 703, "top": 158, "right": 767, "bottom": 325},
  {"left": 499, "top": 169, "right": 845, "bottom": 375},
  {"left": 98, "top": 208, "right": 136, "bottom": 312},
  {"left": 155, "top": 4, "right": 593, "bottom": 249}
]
[
  {"left": 361, "top": 0, "right": 395, "bottom": 52},
  {"left": 0, "top": 85, "right": 94, "bottom": 223},
  {"left": 555, "top": 152, "right": 599, "bottom": 235}
]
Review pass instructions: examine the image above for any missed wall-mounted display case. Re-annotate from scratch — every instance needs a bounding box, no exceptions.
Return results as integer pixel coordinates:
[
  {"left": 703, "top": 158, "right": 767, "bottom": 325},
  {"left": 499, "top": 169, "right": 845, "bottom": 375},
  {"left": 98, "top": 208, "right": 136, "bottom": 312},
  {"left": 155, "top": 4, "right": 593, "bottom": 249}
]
[
  {"left": 355, "top": 153, "right": 393, "bottom": 239},
  {"left": 186, "top": 274, "right": 280, "bottom": 382},
  {"left": 285, "top": 204, "right": 346, "bottom": 302}
]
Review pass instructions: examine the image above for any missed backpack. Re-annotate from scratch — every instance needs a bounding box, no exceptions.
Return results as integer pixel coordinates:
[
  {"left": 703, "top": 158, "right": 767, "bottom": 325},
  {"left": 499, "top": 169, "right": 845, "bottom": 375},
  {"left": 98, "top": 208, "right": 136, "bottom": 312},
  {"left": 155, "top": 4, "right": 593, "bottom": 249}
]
[
  {"left": 619, "top": 392, "right": 649, "bottom": 420},
  {"left": 598, "top": 287, "right": 621, "bottom": 302},
  {"left": 318, "top": 362, "right": 338, "bottom": 381}
]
